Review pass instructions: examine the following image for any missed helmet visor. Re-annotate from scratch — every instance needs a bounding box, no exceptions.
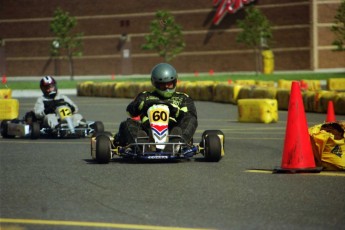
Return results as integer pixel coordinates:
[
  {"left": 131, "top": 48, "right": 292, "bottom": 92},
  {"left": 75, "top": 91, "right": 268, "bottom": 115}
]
[
  {"left": 154, "top": 79, "right": 177, "bottom": 91},
  {"left": 42, "top": 84, "right": 56, "bottom": 93},
  {"left": 42, "top": 84, "right": 57, "bottom": 98}
]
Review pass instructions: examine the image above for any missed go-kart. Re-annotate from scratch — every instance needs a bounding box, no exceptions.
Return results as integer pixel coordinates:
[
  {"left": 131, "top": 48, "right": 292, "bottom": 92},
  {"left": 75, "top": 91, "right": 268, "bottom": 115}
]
[
  {"left": 1, "top": 104, "right": 104, "bottom": 139},
  {"left": 91, "top": 102, "right": 225, "bottom": 163}
]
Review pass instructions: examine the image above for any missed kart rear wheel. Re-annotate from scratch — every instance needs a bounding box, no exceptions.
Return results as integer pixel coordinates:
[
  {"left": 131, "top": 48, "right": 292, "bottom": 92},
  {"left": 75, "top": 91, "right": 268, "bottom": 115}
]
[
  {"left": 96, "top": 135, "right": 111, "bottom": 164},
  {"left": 1, "top": 120, "right": 15, "bottom": 138},
  {"left": 30, "top": 122, "right": 40, "bottom": 139},
  {"left": 203, "top": 134, "right": 222, "bottom": 162}
]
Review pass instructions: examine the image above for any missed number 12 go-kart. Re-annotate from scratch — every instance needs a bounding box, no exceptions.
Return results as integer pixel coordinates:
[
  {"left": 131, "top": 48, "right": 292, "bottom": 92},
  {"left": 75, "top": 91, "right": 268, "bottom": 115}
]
[
  {"left": 1, "top": 104, "right": 104, "bottom": 139},
  {"left": 91, "top": 103, "right": 225, "bottom": 163}
]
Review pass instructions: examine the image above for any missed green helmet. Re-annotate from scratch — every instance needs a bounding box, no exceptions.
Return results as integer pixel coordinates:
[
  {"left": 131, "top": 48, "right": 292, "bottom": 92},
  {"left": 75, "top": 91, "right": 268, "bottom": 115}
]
[{"left": 151, "top": 63, "right": 178, "bottom": 98}]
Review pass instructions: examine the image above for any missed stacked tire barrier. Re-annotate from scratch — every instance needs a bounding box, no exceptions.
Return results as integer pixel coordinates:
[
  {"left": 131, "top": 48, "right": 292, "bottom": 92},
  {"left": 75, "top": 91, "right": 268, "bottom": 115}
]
[{"left": 77, "top": 78, "right": 345, "bottom": 115}]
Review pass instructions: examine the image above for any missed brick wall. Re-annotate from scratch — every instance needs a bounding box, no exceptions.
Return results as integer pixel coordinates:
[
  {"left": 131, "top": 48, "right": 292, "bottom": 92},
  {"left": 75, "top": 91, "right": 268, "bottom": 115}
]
[{"left": 0, "top": 0, "right": 343, "bottom": 77}]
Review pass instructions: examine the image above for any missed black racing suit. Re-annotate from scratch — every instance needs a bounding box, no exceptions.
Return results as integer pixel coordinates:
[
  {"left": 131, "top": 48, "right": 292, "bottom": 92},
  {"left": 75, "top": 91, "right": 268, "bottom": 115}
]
[{"left": 116, "top": 90, "right": 198, "bottom": 146}]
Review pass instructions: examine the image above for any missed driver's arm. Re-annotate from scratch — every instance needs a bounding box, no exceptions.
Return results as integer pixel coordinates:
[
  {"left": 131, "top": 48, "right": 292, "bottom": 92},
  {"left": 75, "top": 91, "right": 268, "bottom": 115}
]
[
  {"left": 177, "top": 95, "right": 198, "bottom": 142},
  {"left": 126, "top": 92, "right": 146, "bottom": 117},
  {"left": 33, "top": 97, "right": 46, "bottom": 118},
  {"left": 61, "top": 95, "right": 78, "bottom": 113},
  {"left": 183, "top": 96, "right": 198, "bottom": 120}
]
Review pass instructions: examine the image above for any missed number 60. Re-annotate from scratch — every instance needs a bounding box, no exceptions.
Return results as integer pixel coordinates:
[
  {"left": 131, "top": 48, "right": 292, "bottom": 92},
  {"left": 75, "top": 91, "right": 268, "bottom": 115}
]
[{"left": 153, "top": 111, "right": 168, "bottom": 121}]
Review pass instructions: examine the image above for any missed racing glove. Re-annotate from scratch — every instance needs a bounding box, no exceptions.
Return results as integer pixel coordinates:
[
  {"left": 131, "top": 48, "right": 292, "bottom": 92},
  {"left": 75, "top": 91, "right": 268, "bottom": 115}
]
[
  {"left": 168, "top": 103, "right": 181, "bottom": 118},
  {"left": 64, "top": 102, "right": 75, "bottom": 113},
  {"left": 140, "top": 100, "right": 162, "bottom": 113}
]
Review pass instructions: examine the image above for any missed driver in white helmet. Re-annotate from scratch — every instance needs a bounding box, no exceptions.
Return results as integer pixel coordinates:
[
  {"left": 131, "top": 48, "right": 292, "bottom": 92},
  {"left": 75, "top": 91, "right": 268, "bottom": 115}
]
[
  {"left": 114, "top": 63, "right": 198, "bottom": 151},
  {"left": 34, "top": 76, "right": 84, "bottom": 129}
]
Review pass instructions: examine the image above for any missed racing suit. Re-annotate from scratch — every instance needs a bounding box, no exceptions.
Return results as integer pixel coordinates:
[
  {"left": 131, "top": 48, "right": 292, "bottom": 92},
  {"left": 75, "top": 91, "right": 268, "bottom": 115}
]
[
  {"left": 116, "top": 90, "right": 198, "bottom": 146},
  {"left": 34, "top": 93, "right": 83, "bottom": 129}
]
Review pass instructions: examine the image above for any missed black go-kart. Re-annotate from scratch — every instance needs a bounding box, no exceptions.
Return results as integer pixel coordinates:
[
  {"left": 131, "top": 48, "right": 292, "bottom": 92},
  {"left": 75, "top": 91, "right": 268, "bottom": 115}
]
[{"left": 91, "top": 103, "right": 224, "bottom": 163}]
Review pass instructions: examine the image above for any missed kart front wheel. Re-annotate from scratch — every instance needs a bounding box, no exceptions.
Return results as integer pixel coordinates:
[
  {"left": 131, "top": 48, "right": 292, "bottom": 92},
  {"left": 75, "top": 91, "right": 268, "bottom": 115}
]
[
  {"left": 30, "top": 122, "right": 40, "bottom": 139},
  {"left": 96, "top": 135, "right": 111, "bottom": 164},
  {"left": 93, "top": 121, "right": 105, "bottom": 134},
  {"left": 203, "top": 134, "right": 222, "bottom": 162},
  {"left": 200, "top": 130, "right": 224, "bottom": 146}
]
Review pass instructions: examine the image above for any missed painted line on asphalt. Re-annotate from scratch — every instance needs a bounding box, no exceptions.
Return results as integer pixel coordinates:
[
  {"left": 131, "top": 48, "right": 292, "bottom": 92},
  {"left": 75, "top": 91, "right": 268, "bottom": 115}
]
[
  {"left": 0, "top": 218, "right": 215, "bottom": 230},
  {"left": 245, "top": 169, "right": 345, "bottom": 177}
]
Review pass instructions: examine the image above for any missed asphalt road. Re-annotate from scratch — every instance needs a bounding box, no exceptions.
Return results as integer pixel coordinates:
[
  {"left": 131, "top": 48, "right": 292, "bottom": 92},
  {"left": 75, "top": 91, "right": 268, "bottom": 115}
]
[{"left": 1, "top": 96, "right": 345, "bottom": 230}]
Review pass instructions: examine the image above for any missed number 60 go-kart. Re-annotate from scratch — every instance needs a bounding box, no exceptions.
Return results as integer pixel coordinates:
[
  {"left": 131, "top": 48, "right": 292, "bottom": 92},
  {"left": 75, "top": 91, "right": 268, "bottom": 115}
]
[
  {"left": 1, "top": 104, "right": 104, "bottom": 139},
  {"left": 91, "top": 103, "right": 225, "bottom": 163}
]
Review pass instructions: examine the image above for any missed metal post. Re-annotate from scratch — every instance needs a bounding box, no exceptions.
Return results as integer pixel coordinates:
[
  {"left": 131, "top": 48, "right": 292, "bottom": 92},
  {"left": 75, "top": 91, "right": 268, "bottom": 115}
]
[
  {"left": 311, "top": 0, "right": 318, "bottom": 70},
  {"left": 120, "top": 34, "right": 133, "bottom": 75}
]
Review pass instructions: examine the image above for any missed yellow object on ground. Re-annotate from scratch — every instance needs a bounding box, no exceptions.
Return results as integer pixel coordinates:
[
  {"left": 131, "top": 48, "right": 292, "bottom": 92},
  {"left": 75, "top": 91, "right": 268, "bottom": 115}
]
[
  {"left": 262, "top": 49, "right": 274, "bottom": 74},
  {"left": 327, "top": 78, "right": 345, "bottom": 91},
  {"left": 237, "top": 99, "right": 278, "bottom": 123},
  {"left": 0, "top": 88, "right": 12, "bottom": 99},
  {"left": 309, "top": 122, "right": 345, "bottom": 171},
  {"left": 0, "top": 98, "right": 19, "bottom": 120},
  {"left": 235, "top": 80, "right": 256, "bottom": 86}
]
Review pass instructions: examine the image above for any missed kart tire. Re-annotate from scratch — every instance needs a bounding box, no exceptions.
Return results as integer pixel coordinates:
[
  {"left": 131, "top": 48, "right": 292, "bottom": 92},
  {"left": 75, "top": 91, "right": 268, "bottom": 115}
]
[
  {"left": 1, "top": 120, "right": 15, "bottom": 138},
  {"left": 200, "top": 130, "right": 224, "bottom": 147},
  {"left": 30, "top": 122, "right": 40, "bottom": 139},
  {"left": 203, "top": 134, "right": 222, "bottom": 162},
  {"left": 91, "top": 131, "right": 113, "bottom": 138},
  {"left": 96, "top": 135, "right": 111, "bottom": 164},
  {"left": 93, "top": 121, "right": 105, "bottom": 134}
]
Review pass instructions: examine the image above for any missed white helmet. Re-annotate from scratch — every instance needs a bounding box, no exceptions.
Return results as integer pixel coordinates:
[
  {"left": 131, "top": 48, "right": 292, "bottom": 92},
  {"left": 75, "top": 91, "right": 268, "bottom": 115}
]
[{"left": 40, "top": 76, "right": 57, "bottom": 98}]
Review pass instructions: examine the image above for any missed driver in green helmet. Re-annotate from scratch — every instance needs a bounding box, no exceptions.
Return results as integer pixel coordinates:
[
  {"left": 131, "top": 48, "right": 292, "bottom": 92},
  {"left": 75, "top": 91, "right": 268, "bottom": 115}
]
[{"left": 115, "top": 63, "right": 198, "bottom": 150}]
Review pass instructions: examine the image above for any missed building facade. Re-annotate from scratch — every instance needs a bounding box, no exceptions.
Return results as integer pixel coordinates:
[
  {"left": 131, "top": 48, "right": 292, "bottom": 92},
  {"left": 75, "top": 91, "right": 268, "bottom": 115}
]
[{"left": 0, "top": 0, "right": 343, "bottom": 77}]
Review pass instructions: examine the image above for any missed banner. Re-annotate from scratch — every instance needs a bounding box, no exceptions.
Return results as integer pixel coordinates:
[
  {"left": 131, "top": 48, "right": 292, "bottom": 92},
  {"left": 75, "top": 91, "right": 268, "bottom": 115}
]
[{"left": 212, "top": 0, "right": 256, "bottom": 25}]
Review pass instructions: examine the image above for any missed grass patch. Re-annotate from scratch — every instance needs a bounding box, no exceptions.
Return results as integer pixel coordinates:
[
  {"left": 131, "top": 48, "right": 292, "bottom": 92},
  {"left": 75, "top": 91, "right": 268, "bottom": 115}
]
[{"left": 1, "top": 72, "right": 344, "bottom": 89}]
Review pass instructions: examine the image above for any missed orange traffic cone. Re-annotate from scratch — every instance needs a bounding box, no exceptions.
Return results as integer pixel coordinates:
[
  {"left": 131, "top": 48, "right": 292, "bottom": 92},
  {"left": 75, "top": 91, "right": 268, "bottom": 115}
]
[
  {"left": 326, "top": 101, "right": 336, "bottom": 122},
  {"left": 274, "top": 81, "right": 322, "bottom": 173}
]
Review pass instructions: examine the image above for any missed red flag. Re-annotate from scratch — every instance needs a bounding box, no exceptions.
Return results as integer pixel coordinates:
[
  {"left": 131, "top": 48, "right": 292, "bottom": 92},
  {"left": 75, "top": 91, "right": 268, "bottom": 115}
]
[{"left": 2, "top": 75, "right": 7, "bottom": 84}]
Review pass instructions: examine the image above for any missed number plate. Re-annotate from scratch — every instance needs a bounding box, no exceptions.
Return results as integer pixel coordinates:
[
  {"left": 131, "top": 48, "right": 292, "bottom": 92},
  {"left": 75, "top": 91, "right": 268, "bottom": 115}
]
[
  {"left": 56, "top": 106, "right": 72, "bottom": 120},
  {"left": 148, "top": 104, "right": 170, "bottom": 149}
]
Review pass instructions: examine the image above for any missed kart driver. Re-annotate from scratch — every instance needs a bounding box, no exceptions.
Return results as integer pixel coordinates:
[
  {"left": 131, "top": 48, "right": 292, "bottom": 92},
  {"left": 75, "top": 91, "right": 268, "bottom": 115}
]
[
  {"left": 34, "top": 76, "right": 84, "bottom": 129},
  {"left": 115, "top": 63, "right": 198, "bottom": 151}
]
